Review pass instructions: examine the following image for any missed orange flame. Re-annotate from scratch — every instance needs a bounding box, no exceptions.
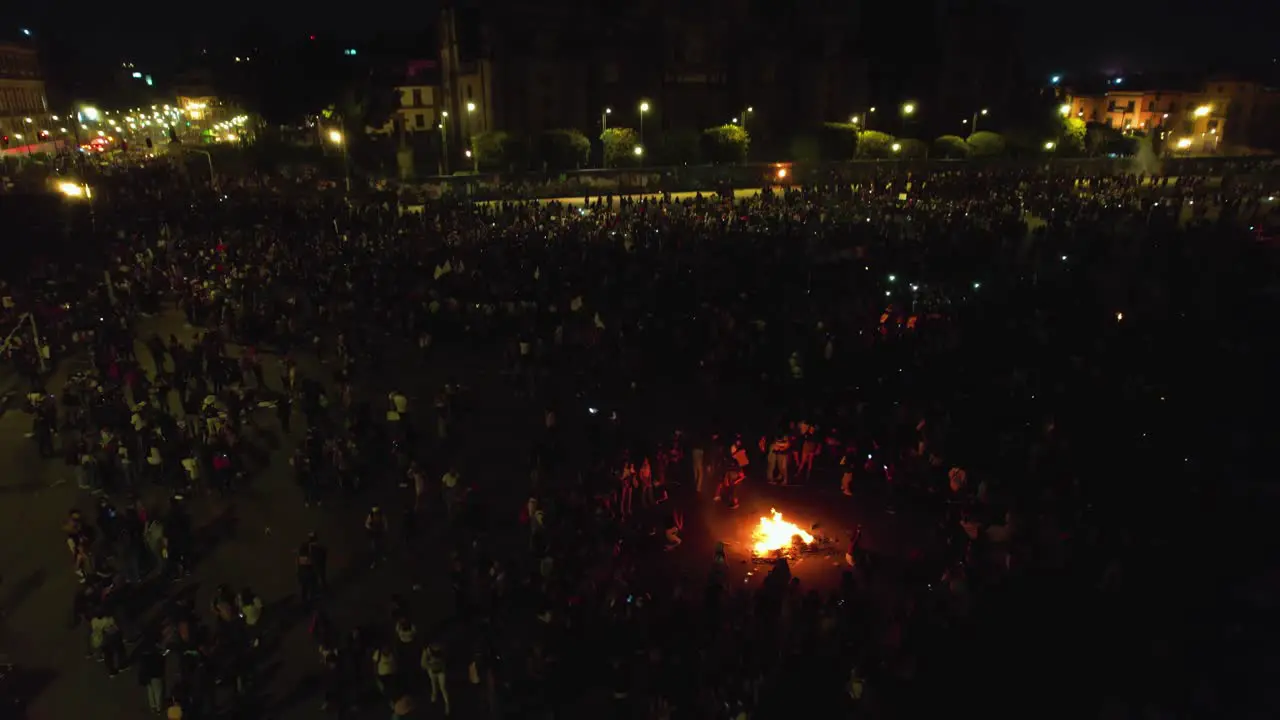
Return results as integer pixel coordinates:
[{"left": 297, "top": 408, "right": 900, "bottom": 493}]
[{"left": 752, "top": 508, "right": 814, "bottom": 555}]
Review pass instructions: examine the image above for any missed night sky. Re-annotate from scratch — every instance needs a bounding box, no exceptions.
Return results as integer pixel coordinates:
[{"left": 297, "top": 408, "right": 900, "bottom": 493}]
[{"left": 12, "top": 0, "right": 1280, "bottom": 100}]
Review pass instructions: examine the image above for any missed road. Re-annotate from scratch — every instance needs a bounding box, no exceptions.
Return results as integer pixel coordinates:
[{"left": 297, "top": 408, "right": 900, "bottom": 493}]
[{"left": 0, "top": 306, "right": 925, "bottom": 719}]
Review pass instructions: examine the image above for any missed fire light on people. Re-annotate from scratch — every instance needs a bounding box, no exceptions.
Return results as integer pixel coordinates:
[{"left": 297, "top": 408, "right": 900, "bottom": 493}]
[{"left": 752, "top": 509, "right": 814, "bottom": 555}]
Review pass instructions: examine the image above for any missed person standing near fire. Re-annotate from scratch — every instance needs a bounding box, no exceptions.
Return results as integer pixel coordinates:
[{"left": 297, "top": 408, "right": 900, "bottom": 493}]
[
  {"left": 766, "top": 432, "right": 791, "bottom": 485},
  {"left": 717, "top": 465, "right": 742, "bottom": 509},
  {"left": 729, "top": 435, "right": 751, "bottom": 484}
]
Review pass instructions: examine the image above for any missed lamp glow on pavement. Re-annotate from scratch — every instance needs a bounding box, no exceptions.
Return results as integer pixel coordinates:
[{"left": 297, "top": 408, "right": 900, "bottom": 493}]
[{"left": 57, "top": 182, "right": 88, "bottom": 198}]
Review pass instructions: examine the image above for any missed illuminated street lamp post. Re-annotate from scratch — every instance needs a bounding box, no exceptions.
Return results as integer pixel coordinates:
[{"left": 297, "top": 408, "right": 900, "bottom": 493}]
[
  {"left": 633, "top": 145, "right": 644, "bottom": 164},
  {"left": 741, "top": 106, "right": 753, "bottom": 161},
  {"left": 465, "top": 102, "right": 478, "bottom": 171},
  {"left": 601, "top": 107, "right": 612, "bottom": 167},
  {"left": 327, "top": 129, "right": 349, "bottom": 193},
  {"left": 175, "top": 147, "right": 217, "bottom": 191},
  {"left": 439, "top": 111, "right": 449, "bottom": 175},
  {"left": 969, "top": 107, "right": 989, "bottom": 132},
  {"left": 638, "top": 101, "right": 650, "bottom": 144},
  {"left": 901, "top": 102, "right": 916, "bottom": 134}
]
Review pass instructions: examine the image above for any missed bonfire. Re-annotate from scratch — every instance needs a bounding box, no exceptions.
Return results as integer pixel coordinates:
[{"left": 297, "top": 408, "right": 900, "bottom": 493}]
[{"left": 752, "top": 508, "right": 815, "bottom": 556}]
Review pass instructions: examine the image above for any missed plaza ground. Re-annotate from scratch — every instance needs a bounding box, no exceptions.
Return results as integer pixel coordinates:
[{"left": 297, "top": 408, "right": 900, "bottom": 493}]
[{"left": 0, "top": 304, "right": 927, "bottom": 718}]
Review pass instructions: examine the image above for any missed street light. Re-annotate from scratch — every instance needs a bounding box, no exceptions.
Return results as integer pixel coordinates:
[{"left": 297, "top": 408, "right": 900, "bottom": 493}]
[
  {"left": 900, "top": 103, "right": 916, "bottom": 134},
  {"left": 1193, "top": 105, "right": 1211, "bottom": 117},
  {"left": 633, "top": 145, "right": 644, "bottom": 161},
  {"left": 56, "top": 181, "right": 90, "bottom": 199},
  {"left": 970, "top": 108, "right": 989, "bottom": 130},
  {"left": 891, "top": 142, "right": 902, "bottom": 153},
  {"left": 1059, "top": 104, "right": 1070, "bottom": 117},
  {"left": 1043, "top": 141, "right": 1056, "bottom": 150},
  {"left": 439, "top": 111, "right": 449, "bottom": 175},
  {"left": 326, "top": 129, "right": 349, "bottom": 192},
  {"left": 639, "top": 101, "right": 650, "bottom": 143},
  {"left": 601, "top": 107, "right": 613, "bottom": 168},
  {"left": 464, "top": 103, "right": 478, "bottom": 170}
]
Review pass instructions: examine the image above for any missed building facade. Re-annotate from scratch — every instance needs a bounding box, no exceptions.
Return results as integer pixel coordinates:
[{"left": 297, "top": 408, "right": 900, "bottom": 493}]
[
  {"left": 375, "top": 58, "right": 494, "bottom": 141},
  {"left": 1065, "top": 78, "right": 1280, "bottom": 153},
  {"left": 0, "top": 42, "right": 51, "bottom": 148}
]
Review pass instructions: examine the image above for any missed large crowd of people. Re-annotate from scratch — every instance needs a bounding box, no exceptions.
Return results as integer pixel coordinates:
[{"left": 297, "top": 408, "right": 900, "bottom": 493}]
[{"left": 1, "top": 158, "right": 1277, "bottom": 719}]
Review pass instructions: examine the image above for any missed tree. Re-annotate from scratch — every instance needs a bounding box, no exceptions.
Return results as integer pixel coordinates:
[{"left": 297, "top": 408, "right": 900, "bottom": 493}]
[
  {"left": 817, "top": 122, "right": 859, "bottom": 161},
  {"left": 471, "top": 131, "right": 524, "bottom": 172},
  {"left": 601, "top": 127, "right": 642, "bottom": 167},
  {"left": 1085, "top": 124, "right": 1136, "bottom": 156},
  {"left": 856, "top": 130, "right": 895, "bottom": 158},
  {"left": 896, "top": 138, "right": 928, "bottom": 158},
  {"left": 933, "top": 135, "right": 969, "bottom": 159},
  {"left": 701, "top": 124, "right": 750, "bottom": 164},
  {"left": 966, "top": 131, "right": 1007, "bottom": 157},
  {"left": 536, "top": 129, "right": 591, "bottom": 170},
  {"left": 1058, "top": 117, "right": 1087, "bottom": 156}
]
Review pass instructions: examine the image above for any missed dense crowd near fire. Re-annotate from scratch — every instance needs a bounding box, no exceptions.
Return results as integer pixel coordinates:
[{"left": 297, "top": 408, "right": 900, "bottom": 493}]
[{"left": 0, "top": 161, "right": 1276, "bottom": 718}]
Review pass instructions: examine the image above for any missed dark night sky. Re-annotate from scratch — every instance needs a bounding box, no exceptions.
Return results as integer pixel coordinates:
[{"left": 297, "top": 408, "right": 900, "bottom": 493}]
[{"left": 12, "top": 0, "right": 1280, "bottom": 96}]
